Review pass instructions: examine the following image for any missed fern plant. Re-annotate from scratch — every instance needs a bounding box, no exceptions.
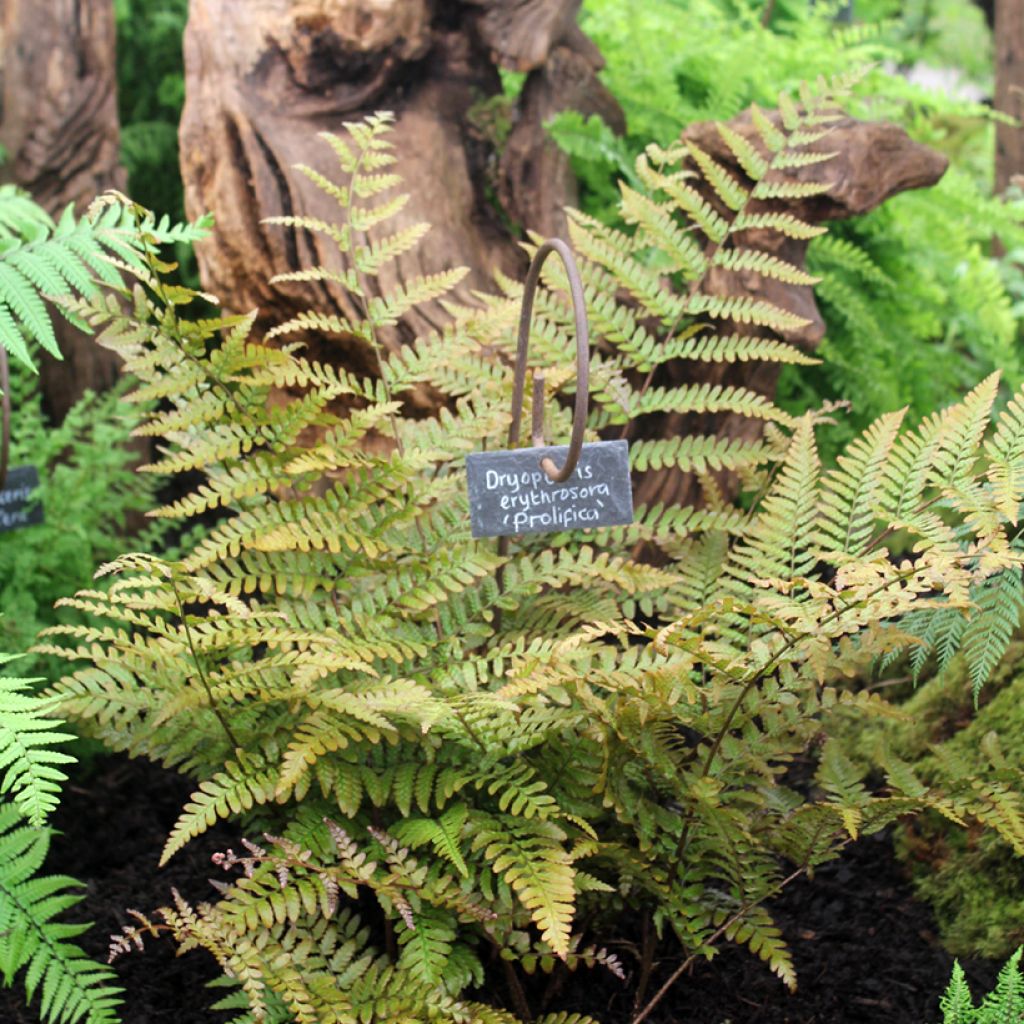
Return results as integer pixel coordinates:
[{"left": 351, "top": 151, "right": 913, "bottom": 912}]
[
  {"left": 0, "top": 184, "right": 209, "bottom": 370},
  {"left": 0, "top": 361, "right": 166, "bottom": 666},
  {"left": 0, "top": 649, "right": 123, "bottom": 1024},
  {"left": 940, "top": 948, "right": 1024, "bottom": 1024},
  {"left": 40, "top": 104, "right": 1024, "bottom": 1023}
]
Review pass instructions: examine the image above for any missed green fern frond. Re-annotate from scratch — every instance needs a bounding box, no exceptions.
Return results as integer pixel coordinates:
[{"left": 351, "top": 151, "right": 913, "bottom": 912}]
[
  {"left": 940, "top": 960, "right": 976, "bottom": 1024},
  {"left": 0, "top": 187, "right": 209, "bottom": 369},
  {"left": 0, "top": 805, "right": 123, "bottom": 1024},
  {"left": 0, "top": 662, "right": 76, "bottom": 828}
]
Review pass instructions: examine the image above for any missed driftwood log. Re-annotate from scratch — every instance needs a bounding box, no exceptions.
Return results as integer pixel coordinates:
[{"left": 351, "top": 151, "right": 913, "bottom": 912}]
[
  {"left": 179, "top": 0, "right": 621, "bottom": 376},
  {"left": 0, "top": 0, "right": 126, "bottom": 419},
  {"left": 630, "top": 114, "right": 948, "bottom": 508}
]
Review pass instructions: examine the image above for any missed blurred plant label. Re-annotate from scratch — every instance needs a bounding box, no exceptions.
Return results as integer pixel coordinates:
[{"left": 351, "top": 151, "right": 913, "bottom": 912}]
[
  {"left": 0, "top": 465, "right": 44, "bottom": 533},
  {"left": 466, "top": 440, "right": 633, "bottom": 539}
]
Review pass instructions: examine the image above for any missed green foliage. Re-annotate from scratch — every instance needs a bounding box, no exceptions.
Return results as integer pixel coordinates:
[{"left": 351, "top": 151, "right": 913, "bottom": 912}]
[
  {"left": 114, "top": 0, "right": 188, "bottom": 227},
  {"left": 0, "top": 185, "right": 210, "bottom": 370},
  {"left": 0, "top": 363, "right": 165, "bottom": 665},
  {"left": 0, "top": 655, "right": 74, "bottom": 827},
  {"left": 46, "top": 109, "right": 1024, "bottom": 1023},
  {"left": 789, "top": 175, "right": 1024, "bottom": 456},
  {"left": 847, "top": 645, "right": 1024, "bottom": 960},
  {"left": 0, "top": 649, "right": 123, "bottom": 1023},
  {"left": 940, "top": 949, "right": 1024, "bottom": 1024},
  {"left": 553, "top": 0, "right": 1023, "bottom": 460}
]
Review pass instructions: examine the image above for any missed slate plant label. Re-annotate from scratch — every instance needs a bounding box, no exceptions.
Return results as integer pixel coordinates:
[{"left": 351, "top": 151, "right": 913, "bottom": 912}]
[
  {"left": 466, "top": 440, "right": 633, "bottom": 539},
  {"left": 0, "top": 465, "right": 44, "bottom": 533}
]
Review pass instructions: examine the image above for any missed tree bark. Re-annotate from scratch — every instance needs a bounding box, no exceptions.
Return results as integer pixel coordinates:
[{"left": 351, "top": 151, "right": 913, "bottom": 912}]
[
  {"left": 0, "top": 0, "right": 126, "bottom": 419},
  {"left": 179, "top": 0, "right": 619, "bottom": 376},
  {"left": 995, "top": 0, "right": 1024, "bottom": 196},
  {"left": 631, "top": 113, "right": 948, "bottom": 510}
]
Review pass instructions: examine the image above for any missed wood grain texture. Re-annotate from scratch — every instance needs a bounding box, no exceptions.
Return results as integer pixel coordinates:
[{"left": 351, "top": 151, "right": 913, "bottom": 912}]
[
  {"left": 179, "top": 0, "right": 616, "bottom": 378},
  {"left": 995, "top": 0, "right": 1024, "bottom": 196},
  {"left": 0, "top": 0, "right": 126, "bottom": 418}
]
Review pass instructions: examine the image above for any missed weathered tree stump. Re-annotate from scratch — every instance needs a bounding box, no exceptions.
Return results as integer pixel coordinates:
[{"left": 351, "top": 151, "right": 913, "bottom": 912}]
[
  {"left": 631, "top": 113, "right": 949, "bottom": 509},
  {"left": 180, "top": 1, "right": 949, "bottom": 510},
  {"left": 179, "top": 0, "right": 620, "bottom": 376},
  {"left": 0, "top": 0, "right": 126, "bottom": 419}
]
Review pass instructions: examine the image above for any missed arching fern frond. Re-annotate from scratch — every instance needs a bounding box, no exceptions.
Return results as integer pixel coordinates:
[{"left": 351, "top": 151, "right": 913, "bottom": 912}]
[{"left": 0, "top": 185, "right": 209, "bottom": 369}]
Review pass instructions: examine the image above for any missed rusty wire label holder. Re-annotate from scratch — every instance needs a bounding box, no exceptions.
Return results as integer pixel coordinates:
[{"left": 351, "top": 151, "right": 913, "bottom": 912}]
[
  {"left": 0, "top": 346, "right": 45, "bottom": 534},
  {"left": 465, "top": 238, "right": 633, "bottom": 540},
  {"left": 0, "top": 346, "right": 10, "bottom": 493}
]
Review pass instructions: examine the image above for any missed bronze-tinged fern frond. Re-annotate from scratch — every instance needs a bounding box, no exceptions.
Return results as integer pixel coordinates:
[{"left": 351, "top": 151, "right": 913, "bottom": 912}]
[{"left": 37, "top": 91, "right": 1024, "bottom": 1024}]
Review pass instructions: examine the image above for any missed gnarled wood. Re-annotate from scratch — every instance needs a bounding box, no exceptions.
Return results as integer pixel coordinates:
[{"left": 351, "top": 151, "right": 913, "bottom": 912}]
[
  {"left": 180, "top": 0, "right": 616, "bottom": 378},
  {"left": 180, "top": 4, "right": 949, "bottom": 514},
  {"left": 498, "top": 39, "right": 624, "bottom": 238},
  {"left": 632, "top": 113, "right": 948, "bottom": 509},
  {"left": 0, "top": 0, "right": 126, "bottom": 419}
]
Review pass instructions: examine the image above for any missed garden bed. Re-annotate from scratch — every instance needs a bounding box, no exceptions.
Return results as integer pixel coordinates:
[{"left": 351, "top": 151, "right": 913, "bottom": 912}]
[{"left": 0, "top": 754, "right": 1000, "bottom": 1024}]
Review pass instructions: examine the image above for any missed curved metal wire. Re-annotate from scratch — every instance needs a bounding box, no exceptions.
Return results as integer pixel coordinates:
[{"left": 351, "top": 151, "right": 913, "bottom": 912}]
[
  {"left": 507, "top": 238, "right": 590, "bottom": 483},
  {"left": 0, "top": 347, "right": 9, "bottom": 492}
]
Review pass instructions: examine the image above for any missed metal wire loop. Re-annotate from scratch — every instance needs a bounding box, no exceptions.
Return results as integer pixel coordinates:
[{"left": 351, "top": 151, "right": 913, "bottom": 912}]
[
  {"left": 507, "top": 238, "right": 590, "bottom": 483},
  {"left": 0, "top": 347, "right": 9, "bottom": 492}
]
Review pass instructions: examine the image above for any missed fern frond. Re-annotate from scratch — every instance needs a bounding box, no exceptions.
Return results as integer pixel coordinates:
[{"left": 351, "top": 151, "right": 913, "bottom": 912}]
[
  {"left": 0, "top": 665, "right": 76, "bottom": 827},
  {"left": 0, "top": 805, "right": 123, "bottom": 1024}
]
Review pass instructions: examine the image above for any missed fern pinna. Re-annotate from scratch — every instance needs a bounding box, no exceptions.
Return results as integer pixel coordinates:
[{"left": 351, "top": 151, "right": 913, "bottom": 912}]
[
  {"left": 0, "top": 652, "right": 122, "bottom": 1024},
  {"left": 0, "top": 184, "right": 209, "bottom": 371},
  {"left": 40, "top": 99, "right": 1024, "bottom": 1023}
]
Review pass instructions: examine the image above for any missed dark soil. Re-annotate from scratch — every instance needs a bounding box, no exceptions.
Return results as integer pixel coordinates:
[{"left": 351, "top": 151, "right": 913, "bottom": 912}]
[
  {"left": 0, "top": 755, "right": 1002, "bottom": 1024},
  {"left": 0, "top": 755, "right": 236, "bottom": 1024}
]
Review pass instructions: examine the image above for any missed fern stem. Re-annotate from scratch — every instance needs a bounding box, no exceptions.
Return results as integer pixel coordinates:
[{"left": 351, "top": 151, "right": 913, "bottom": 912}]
[
  {"left": 502, "top": 956, "right": 533, "bottom": 1022},
  {"left": 862, "top": 493, "right": 944, "bottom": 555},
  {"left": 631, "top": 852, "right": 829, "bottom": 1024},
  {"left": 632, "top": 912, "right": 658, "bottom": 1014},
  {"left": 452, "top": 707, "right": 489, "bottom": 756},
  {"left": 170, "top": 575, "right": 241, "bottom": 751}
]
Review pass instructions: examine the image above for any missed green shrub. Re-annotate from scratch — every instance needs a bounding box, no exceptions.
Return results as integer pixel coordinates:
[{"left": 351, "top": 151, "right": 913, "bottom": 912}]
[
  {"left": 37, "top": 106, "right": 1024, "bottom": 1023},
  {"left": 846, "top": 645, "right": 1024, "bottom": 960},
  {"left": 0, "top": 365, "right": 164, "bottom": 665}
]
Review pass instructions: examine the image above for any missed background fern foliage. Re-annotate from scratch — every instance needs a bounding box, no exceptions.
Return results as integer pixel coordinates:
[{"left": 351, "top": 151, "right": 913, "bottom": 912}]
[
  {"left": 0, "top": 363, "right": 164, "bottom": 665},
  {"left": 0, "top": 185, "right": 210, "bottom": 370},
  {"left": 35, "top": 101, "right": 1024, "bottom": 1023},
  {"left": 552, "top": 0, "right": 1024, "bottom": 458}
]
